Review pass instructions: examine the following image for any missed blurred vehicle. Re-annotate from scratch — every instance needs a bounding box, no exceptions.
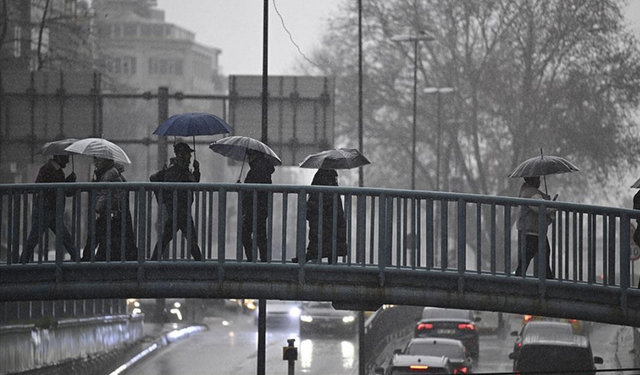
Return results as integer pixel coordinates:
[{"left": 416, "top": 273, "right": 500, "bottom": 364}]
[
  {"left": 509, "top": 330, "right": 603, "bottom": 375},
  {"left": 511, "top": 321, "right": 574, "bottom": 356},
  {"left": 254, "top": 300, "right": 301, "bottom": 326},
  {"left": 299, "top": 301, "right": 358, "bottom": 336},
  {"left": 375, "top": 354, "right": 454, "bottom": 375},
  {"left": 399, "top": 337, "right": 473, "bottom": 374},
  {"left": 126, "top": 298, "right": 189, "bottom": 322},
  {"left": 415, "top": 307, "right": 480, "bottom": 359},
  {"left": 521, "top": 314, "right": 590, "bottom": 335},
  {"left": 473, "top": 310, "right": 505, "bottom": 337}
]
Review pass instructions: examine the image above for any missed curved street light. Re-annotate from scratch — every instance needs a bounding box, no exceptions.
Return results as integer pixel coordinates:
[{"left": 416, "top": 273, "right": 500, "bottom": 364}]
[
  {"left": 424, "top": 87, "right": 456, "bottom": 190},
  {"left": 392, "top": 32, "right": 435, "bottom": 190}
]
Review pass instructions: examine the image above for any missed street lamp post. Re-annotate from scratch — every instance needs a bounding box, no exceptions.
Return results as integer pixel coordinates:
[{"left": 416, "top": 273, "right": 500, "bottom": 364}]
[
  {"left": 424, "top": 87, "right": 455, "bottom": 191},
  {"left": 392, "top": 33, "right": 434, "bottom": 190}
]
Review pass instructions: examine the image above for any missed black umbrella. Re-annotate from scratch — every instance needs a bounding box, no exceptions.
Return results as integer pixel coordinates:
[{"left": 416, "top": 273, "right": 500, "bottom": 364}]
[{"left": 40, "top": 138, "right": 78, "bottom": 170}]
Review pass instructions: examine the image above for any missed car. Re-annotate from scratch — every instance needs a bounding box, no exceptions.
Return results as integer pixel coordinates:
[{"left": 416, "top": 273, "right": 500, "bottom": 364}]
[
  {"left": 511, "top": 321, "right": 575, "bottom": 356},
  {"left": 299, "top": 301, "right": 358, "bottom": 336},
  {"left": 415, "top": 307, "right": 480, "bottom": 359},
  {"left": 509, "top": 330, "right": 604, "bottom": 375},
  {"left": 473, "top": 310, "right": 506, "bottom": 337},
  {"left": 521, "top": 314, "right": 590, "bottom": 335},
  {"left": 375, "top": 354, "right": 454, "bottom": 375},
  {"left": 254, "top": 300, "right": 301, "bottom": 326},
  {"left": 400, "top": 338, "right": 473, "bottom": 374}
]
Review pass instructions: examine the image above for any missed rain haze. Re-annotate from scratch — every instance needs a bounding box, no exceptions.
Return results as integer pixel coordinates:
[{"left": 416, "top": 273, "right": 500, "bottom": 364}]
[
  {"left": 158, "top": 0, "right": 343, "bottom": 75},
  {"left": 5, "top": 2, "right": 640, "bottom": 375}
]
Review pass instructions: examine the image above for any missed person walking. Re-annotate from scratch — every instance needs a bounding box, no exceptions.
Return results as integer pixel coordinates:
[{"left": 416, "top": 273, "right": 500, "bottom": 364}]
[
  {"left": 515, "top": 176, "right": 557, "bottom": 278},
  {"left": 82, "top": 157, "right": 138, "bottom": 261},
  {"left": 21, "top": 154, "right": 78, "bottom": 263},
  {"left": 151, "top": 142, "right": 202, "bottom": 261},
  {"left": 293, "top": 168, "right": 348, "bottom": 264},
  {"left": 242, "top": 150, "right": 275, "bottom": 262}
]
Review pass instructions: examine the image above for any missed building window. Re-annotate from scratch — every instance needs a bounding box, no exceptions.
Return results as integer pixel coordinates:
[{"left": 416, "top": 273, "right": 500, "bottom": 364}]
[
  {"left": 141, "top": 25, "right": 151, "bottom": 37},
  {"left": 149, "top": 57, "right": 183, "bottom": 75},
  {"left": 105, "top": 56, "right": 137, "bottom": 75},
  {"left": 64, "top": 0, "right": 76, "bottom": 15},
  {"left": 123, "top": 24, "right": 137, "bottom": 37},
  {"left": 13, "top": 26, "right": 21, "bottom": 57}
]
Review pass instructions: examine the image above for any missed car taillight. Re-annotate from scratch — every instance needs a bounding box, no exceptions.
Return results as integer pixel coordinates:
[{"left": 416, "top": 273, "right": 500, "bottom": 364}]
[
  {"left": 517, "top": 342, "right": 522, "bottom": 348},
  {"left": 453, "top": 367, "right": 468, "bottom": 374},
  {"left": 457, "top": 323, "right": 476, "bottom": 331},
  {"left": 410, "top": 365, "right": 429, "bottom": 370},
  {"left": 417, "top": 323, "right": 434, "bottom": 331},
  {"left": 523, "top": 315, "right": 532, "bottom": 322}
]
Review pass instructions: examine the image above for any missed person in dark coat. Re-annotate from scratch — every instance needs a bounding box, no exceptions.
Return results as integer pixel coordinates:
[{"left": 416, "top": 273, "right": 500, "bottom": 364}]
[
  {"left": 82, "top": 157, "right": 138, "bottom": 261},
  {"left": 21, "top": 154, "right": 78, "bottom": 263},
  {"left": 242, "top": 150, "right": 275, "bottom": 262},
  {"left": 151, "top": 142, "right": 202, "bottom": 261},
  {"left": 293, "top": 168, "right": 348, "bottom": 263}
]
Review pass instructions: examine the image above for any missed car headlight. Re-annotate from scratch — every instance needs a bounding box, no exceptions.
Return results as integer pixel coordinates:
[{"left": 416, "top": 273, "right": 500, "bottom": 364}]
[
  {"left": 300, "top": 315, "right": 313, "bottom": 323},
  {"left": 342, "top": 316, "right": 356, "bottom": 324},
  {"left": 132, "top": 308, "right": 142, "bottom": 315},
  {"left": 173, "top": 302, "right": 181, "bottom": 308},
  {"left": 289, "top": 307, "right": 302, "bottom": 318}
]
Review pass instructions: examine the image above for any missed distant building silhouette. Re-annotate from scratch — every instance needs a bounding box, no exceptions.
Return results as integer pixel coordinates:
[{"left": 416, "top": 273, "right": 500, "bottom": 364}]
[{"left": 92, "top": 0, "right": 223, "bottom": 94}]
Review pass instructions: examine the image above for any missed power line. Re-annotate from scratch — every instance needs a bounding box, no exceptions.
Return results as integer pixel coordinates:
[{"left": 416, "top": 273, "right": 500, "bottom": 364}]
[{"left": 272, "top": 0, "right": 320, "bottom": 69}]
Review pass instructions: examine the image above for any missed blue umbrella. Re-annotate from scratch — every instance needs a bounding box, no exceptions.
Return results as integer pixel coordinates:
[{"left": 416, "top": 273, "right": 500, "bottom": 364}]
[{"left": 154, "top": 112, "right": 233, "bottom": 158}]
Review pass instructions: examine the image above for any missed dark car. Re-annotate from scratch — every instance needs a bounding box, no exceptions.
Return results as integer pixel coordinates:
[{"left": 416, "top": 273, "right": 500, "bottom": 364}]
[
  {"left": 401, "top": 337, "right": 473, "bottom": 374},
  {"left": 509, "top": 330, "right": 603, "bottom": 375},
  {"left": 511, "top": 321, "right": 574, "bottom": 356},
  {"left": 415, "top": 307, "right": 480, "bottom": 359},
  {"left": 299, "top": 301, "right": 358, "bottom": 336},
  {"left": 375, "top": 354, "right": 454, "bottom": 375}
]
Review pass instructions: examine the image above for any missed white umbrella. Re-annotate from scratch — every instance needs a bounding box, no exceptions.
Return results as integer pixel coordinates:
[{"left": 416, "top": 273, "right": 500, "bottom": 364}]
[{"left": 65, "top": 138, "right": 131, "bottom": 164}]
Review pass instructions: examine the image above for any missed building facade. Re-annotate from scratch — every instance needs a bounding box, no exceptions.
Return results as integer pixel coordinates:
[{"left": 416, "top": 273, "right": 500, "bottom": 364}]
[{"left": 93, "top": 0, "right": 222, "bottom": 94}]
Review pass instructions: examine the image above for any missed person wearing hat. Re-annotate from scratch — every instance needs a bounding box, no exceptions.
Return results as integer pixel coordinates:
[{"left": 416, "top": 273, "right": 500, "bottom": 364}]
[
  {"left": 151, "top": 142, "right": 202, "bottom": 261},
  {"left": 21, "top": 154, "right": 78, "bottom": 263}
]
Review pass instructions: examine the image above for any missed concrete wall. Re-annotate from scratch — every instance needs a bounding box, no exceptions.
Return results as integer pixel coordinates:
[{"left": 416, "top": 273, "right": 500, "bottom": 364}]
[{"left": 0, "top": 314, "right": 143, "bottom": 374}]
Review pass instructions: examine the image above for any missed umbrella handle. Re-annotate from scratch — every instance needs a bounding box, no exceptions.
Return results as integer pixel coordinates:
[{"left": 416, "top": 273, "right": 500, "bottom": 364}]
[
  {"left": 237, "top": 152, "right": 247, "bottom": 183},
  {"left": 543, "top": 175, "right": 548, "bottom": 196},
  {"left": 192, "top": 135, "right": 197, "bottom": 160}
]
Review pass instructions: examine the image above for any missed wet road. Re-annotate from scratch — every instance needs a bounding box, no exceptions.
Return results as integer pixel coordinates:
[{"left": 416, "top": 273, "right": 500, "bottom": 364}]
[{"left": 121, "top": 311, "right": 622, "bottom": 375}]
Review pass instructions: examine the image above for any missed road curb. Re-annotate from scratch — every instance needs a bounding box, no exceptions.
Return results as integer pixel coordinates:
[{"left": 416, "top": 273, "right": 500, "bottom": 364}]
[{"left": 107, "top": 325, "right": 207, "bottom": 375}]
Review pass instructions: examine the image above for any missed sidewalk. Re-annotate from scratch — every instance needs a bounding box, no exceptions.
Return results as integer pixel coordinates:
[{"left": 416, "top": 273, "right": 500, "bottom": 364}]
[{"left": 615, "top": 325, "right": 639, "bottom": 372}]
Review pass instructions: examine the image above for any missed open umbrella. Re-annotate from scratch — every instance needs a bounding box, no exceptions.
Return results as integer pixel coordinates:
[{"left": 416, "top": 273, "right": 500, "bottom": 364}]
[
  {"left": 509, "top": 150, "right": 579, "bottom": 193},
  {"left": 631, "top": 178, "right": 640, "bottom": 189},
  {"left": 153, "top": 112, "right": 233, "bottom": 158},
  {"left": 65, "top": 138, "right": 131, "bottom": 164},
  {"left": 299, "top": 148, "right": 370, "bottom": 169},
  {"left": 209, "top": 136, "right": 282, "bottom": 182},
  {"left": 40, "top": 138, "right": 79, "bottom": 170},
  {"left": 40, "top": 138, "right": 78, "bottom": 155}
]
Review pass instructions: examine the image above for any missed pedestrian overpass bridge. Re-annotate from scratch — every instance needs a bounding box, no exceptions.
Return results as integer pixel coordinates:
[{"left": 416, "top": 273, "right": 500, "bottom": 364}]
[{"left": 2, "top": 182, "right": 640, "bottom": 327}]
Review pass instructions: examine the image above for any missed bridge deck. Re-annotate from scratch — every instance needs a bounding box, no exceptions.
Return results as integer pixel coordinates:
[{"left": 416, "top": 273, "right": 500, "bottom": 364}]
[{"left": 2, "top": 182, "right": 640, "bottom": 326}]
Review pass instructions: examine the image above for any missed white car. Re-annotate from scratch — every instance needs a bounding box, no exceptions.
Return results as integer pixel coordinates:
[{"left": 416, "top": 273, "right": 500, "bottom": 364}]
[{"left": 299, "top": 301, "right": 358, "bottom": 337}]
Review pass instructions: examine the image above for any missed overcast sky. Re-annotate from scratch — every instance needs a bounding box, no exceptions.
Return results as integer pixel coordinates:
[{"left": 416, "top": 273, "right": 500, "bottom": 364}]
[
  {"left": 157, "top": 1, "right": 640, "bottom": 76},
  {"left": 157, "top": 0, "right": 343, "bottom": 76}
]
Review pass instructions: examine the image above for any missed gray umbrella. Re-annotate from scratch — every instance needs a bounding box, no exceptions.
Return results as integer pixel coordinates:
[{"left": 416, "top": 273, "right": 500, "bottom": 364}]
[
  {"left": 40, "top": 138, "right": 79, "bottom": 170},
  {"left": 509, "top": 155, "right": 579, "bottom": 178},
  {"left": 509, "top": 151, "right": 579, "bottom": 194},
  {"left": 299, "top": 148, "right": 370, "bottom": 169}
]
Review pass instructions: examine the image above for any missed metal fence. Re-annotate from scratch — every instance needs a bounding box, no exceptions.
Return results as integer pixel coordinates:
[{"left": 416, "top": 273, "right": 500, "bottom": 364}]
[{"left": 1, "top": 181, "right": 638, "bottom": 289}]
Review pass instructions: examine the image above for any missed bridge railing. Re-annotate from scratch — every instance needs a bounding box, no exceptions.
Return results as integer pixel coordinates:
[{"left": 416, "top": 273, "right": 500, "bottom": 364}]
[{"left": 1, "top": 182, "right": 639, "bottom": 290}]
